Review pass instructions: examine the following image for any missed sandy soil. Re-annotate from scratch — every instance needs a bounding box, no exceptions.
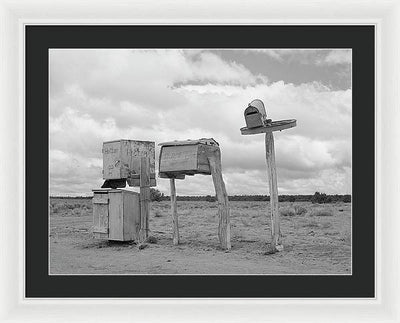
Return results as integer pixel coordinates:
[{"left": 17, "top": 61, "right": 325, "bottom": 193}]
[{"left": 49, "top": 199, "right": 351, "bottom": 275}]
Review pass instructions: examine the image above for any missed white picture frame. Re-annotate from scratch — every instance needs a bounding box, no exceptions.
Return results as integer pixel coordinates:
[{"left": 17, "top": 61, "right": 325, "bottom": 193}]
[{"left": 1, "top": 0, "right": 399, "bottom": 322}]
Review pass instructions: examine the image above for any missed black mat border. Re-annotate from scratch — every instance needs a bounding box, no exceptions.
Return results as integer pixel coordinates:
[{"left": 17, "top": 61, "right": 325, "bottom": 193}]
[{"left": 25, "top": 25, "right": 375, "bottom": 298}]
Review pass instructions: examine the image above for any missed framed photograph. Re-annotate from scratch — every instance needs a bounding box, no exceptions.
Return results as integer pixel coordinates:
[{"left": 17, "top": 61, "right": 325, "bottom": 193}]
[
  {"left": 1, "top": 0, "right": 399, "bottom": 322},
  {"left": 26, "top": 24, "right": 373, "bottom": 298}
]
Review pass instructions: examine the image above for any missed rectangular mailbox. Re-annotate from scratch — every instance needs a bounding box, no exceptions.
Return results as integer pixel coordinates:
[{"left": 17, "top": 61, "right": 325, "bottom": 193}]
[
  {"left": 102, "top": 139, "right": 156, "bottom": 187},
  {"left": 159, "top": 138, "right": 219, "bottom": 178},
  {"left": 93, "top": 189, "right": 140, "bottom": 241}
]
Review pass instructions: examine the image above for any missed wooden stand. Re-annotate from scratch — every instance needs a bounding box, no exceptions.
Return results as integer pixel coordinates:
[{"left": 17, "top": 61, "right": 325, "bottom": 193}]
[
  {"left": 265, "top": 132, "right": 282, "bottom": 251},
  {"left": 163, "top": 149, "right": 231, "bottom": 250},
  {"left": 139, "top": 157, "right": 150, "bottom": 242},
  {"left": 241, "top": 119, "right": 296, "bottom": 252}
]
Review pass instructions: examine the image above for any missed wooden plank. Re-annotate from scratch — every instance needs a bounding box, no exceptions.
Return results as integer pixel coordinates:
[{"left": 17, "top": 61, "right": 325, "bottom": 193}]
[
  {"left": 94, "top": 232, "right": 108, "bottom": 239},
  {"left": 139, "top": 157, "right": 150, "bottom": 242},
  {"left": 123, "top": 191, "right": 140, "bottom": 241},
  {"left": 170, "top": 178, "right": 179, "bottom": 245},
  {"left": 159, "top": 145, "right": 198, "bottom": 173},
  {"left": 129, "top": 141, "right": 156, "bottom": 182},
  {"left": 240, "top": 119, "right": 296, "bottom": 135},
  {"left": 93, "top": 195, "right": 109, "bottom": 204},
  {"left": 265, "top": 132, "right": 282, "bottom": 251},
  {"left": 127, "top": 178, "right": 156, "bottom": 187},
  {"left": 92, "top": 192, "right": 109, "bottom": 237},
  {"left": 159, "top": 172, "right": 185, "bottom": 179},
  {"left": 207, "top": 149, "right": 231, "bottom": 250},
  {"left": 108, "top": 191, "right": 124, "bottom": 241}
]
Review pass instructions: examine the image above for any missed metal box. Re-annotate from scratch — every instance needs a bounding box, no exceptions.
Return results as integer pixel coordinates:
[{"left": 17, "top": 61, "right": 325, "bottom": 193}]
[
  {"left": 158, "top": 138, "right": 219, "bottom": 178},
  {"left": 92, "top": 189, "right": 140, "bottom": 241},
  {"left": 102, "top": 139, "right": 156, "bottom": 187},
  {"left": 244, "top": 99, "right": 270, "bottom": 129}
]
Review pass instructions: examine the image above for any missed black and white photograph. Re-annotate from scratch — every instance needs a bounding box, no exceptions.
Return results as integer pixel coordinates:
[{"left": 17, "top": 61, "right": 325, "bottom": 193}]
[{"left": 49, "top": 48, "right": 352, "bottom": 275}]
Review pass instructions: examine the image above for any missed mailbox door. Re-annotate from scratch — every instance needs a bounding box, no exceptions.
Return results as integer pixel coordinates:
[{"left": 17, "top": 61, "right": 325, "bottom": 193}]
[
  {"left": 159, "top": 145, "right": 198, "bottom": 173},
  {"left": 103, "top": 140, "right": 124, "bottom": 180},
  {"left": 123, "top": 191, "right": 141, "bottom": 241},
  {"left": 108, "top": 191, "right": 124, "bottom": 241},
  {"left": 93, "top": 192, "right": 109, "bottom": 239}
]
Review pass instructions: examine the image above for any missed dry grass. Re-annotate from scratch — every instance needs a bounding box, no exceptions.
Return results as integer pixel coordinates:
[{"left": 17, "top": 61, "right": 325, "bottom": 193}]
[
  {"left": 308, "top": 207, "right": 334, "bottom": 217},
  {"left": 49, "top": 199, "right": 351, "bottom": 275}
]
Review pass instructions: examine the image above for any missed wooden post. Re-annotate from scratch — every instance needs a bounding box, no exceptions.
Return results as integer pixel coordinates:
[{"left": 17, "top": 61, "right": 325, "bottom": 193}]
[
  {"left": 265, "top": 132, "right": 283, "bottom": 251},
  {"left": 208, "top": 149, "right": 231, "bottom": 250},
  {"left": 169, "top": 178, "right": 179, "bottom": 245},
  {"left": 139, "top": 156, "right": 150, "bottom": 242}
]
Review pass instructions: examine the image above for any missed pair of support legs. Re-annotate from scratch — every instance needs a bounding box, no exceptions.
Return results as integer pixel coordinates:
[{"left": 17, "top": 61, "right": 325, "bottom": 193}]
[
  {"left": 167, "top": 133, "right": 281, "bottom": 252},
  {"left": 169, "top": 150, "right": 231, "bottom": 250}
]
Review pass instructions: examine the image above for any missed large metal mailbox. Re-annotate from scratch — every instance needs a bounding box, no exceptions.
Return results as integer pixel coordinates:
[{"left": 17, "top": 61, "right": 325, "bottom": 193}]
[
  {"left": 158, "top": 138, "right": 219, "bottom": 178},
  {"left": 244, "top": 99, "right": 271, "bottom": 129},
  {"left": 102, "top": 139, "right": 156, "bottom": 187},
  {"left": 93, "top": 188, "right": 141, "bottom": 241}
]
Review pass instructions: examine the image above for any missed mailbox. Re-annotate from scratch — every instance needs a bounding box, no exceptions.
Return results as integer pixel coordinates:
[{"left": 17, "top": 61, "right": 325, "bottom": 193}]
[
  {"left": 92, "top": 189, "right": 141, "bottom": 241},
  {"left": 102, "top": 139, "right": 156, "bottom": 188},
  {"left": 158, "top": 138, "right": 219, "bottom": 178},
  {"left": 244, "top": 99, "right": 271, "bottom": 129}
]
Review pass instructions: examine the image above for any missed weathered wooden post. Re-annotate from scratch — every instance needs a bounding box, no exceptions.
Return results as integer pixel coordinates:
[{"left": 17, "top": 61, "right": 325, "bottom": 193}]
[
  {"left": 139, "top": 156, "right": 151, "bottom": 242},
  {"left": 158, "top": 138, "right": 231, "bottom": 250},
  {"left": 240, "top": 99, "right": 296, "bottom": 252},
  {"left": 208, "top": 150, "right": 231, "bottom": 250},
  {"left": 169, "top": 178, "right": 179, "bottom": 245}
]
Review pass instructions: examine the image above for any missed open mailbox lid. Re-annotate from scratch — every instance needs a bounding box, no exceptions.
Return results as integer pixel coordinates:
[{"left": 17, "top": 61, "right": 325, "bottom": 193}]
[{"left": 158, "top": 138, "right": 219, "bottom": 147}]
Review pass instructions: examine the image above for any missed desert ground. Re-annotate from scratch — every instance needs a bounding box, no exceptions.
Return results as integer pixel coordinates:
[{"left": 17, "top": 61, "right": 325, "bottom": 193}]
[{"left": 49, "top": 198, "right": 351, "bottom": 275}]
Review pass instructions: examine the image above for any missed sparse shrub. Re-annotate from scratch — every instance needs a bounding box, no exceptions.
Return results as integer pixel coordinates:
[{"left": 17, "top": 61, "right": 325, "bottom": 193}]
[
  {"left": 280, "top": 207, "right": 296, "bottom": 217},
  {"left": 294, "top": 205, "right": 307, "bottom": 216},
  {"left": 308, "top": 207, "right": 334, "bottom": 217},
  {"left": 150, "top": 188, "right": 164, "bottom": 202}
]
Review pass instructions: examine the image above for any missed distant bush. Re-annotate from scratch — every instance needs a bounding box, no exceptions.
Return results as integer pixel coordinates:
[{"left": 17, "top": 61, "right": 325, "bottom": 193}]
[
  {"left": 308, "top": 207, "right": 334, "bottom": 217},
  {"left": 311, "top": 192, "right": 330, "bottom": 204},
  {"left": 342, "top": 195, "right": 351, "bottom": 203},
  {"left": 205, "top": 195, "right": 216, "bottom": 202}
]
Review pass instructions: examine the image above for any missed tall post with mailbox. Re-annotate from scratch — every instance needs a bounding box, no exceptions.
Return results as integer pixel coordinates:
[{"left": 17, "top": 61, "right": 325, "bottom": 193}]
[
  {"left": 93, "top": 139, "right": 156, "bottom": 243},
  {"left": 158, "top": 138, "right": 231, "bottom": 250},
  {"left": 240, "top": 99, "right": 296, "bottom": 252}
]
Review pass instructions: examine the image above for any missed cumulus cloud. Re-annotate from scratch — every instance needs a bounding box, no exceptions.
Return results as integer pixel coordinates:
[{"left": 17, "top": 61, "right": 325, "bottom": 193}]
[
  {"left": 254, "top": 49, "right": 351, "bottom": 67},
  {"left": 49, "top": 49, "right": 351, "bottom": 196}
]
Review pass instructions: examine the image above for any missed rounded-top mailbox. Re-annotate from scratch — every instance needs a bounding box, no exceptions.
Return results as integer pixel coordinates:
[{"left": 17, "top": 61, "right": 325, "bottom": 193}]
[{"left": 244, "top": 99, "right": 270, "bottom": 129}]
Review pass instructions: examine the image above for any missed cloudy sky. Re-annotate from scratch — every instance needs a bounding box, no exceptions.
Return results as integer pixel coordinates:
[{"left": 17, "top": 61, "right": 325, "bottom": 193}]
[{"left": 49, "top": 49, "right": 351, "bottom": 196}]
